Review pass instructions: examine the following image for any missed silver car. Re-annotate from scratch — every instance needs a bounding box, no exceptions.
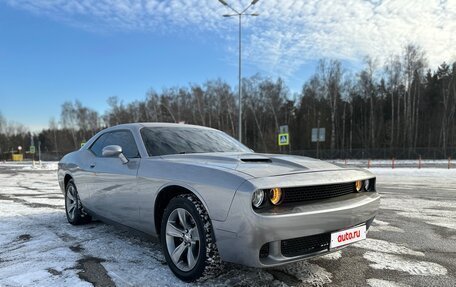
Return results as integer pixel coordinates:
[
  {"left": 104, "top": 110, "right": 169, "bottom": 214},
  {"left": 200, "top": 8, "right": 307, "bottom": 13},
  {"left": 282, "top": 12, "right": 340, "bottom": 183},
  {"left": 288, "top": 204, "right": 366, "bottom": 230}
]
[{"left": 58, "top": 123, "right": 380, "bottom": 281}]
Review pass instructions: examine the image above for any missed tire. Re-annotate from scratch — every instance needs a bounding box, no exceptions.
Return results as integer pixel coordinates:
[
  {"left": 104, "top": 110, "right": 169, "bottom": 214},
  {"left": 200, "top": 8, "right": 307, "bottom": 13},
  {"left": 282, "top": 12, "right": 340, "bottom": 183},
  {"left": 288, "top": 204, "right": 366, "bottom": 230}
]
[
  {"left": 65, "top": 179, "right": 92, "bottom": 225},
  {"left": 160, "top": 194, "right": 221, "bottom": 282}
]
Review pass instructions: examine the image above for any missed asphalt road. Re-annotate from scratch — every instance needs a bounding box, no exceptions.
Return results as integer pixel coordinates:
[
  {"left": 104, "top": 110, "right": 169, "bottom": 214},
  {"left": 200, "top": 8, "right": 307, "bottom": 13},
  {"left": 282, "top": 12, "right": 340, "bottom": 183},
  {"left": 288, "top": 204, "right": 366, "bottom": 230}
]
[{"left": 0, "top": 164, "right": 455, "bottom": 287}]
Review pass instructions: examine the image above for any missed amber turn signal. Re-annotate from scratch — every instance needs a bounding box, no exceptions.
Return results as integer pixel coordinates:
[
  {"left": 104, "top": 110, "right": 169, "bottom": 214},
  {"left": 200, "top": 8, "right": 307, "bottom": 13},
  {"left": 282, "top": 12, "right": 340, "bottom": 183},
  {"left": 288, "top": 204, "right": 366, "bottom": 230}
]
[
  {"left": 355, "top": 180, "right": 363, "bottom": 192},
  {"left": 269, "top": 187, "right": 283, "bottom": 205}
]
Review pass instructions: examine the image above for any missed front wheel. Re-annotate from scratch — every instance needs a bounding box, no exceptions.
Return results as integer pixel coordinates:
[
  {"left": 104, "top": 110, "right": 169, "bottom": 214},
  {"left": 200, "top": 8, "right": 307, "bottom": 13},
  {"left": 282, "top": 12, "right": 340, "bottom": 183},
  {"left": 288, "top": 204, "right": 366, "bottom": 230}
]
[
  {"left": 160, "top": 194, "right": 221, "bottom": 282},
  {"left": 65, "top": 179, "right": 91, "bottom": 225}
]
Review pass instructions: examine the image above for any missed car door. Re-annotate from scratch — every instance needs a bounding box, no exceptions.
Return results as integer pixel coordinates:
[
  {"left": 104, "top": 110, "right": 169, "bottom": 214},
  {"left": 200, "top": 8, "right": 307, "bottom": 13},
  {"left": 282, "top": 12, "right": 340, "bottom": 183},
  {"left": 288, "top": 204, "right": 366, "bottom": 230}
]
[
  {"left": 89, "top": 130, "right": 141, "bottom": 227},
  {"left": 78, "top": 132, "right": 111, "bottom": 210}
]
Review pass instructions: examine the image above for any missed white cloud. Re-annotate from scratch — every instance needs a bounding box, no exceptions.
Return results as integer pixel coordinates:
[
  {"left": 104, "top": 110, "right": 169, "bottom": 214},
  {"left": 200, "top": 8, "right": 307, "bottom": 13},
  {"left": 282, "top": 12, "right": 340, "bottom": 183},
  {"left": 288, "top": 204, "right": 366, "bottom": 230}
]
[{"left": 4, "top": 0, "right": 456, "bottom": 77}]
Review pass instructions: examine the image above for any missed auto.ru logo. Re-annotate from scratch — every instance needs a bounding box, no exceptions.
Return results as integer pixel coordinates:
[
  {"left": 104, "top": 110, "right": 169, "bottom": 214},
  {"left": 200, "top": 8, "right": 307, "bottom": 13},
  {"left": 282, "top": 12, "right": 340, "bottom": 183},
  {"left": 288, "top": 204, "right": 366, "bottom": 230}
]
[{"left": 337, "top": 230, "right": 361, "bottom": 243}]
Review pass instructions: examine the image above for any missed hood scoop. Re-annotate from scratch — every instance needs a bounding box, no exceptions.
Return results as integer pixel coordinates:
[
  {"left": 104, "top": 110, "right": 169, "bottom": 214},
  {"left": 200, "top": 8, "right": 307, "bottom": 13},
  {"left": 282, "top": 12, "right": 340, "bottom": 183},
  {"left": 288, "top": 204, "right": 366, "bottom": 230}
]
[{"left": 240, "top": 158, "right": 272, "bottom": 163}]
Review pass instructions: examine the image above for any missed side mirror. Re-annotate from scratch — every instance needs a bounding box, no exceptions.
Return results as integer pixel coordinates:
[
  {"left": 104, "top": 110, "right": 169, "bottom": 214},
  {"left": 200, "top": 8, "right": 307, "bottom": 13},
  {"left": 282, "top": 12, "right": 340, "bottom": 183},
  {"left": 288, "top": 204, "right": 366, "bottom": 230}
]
[{"left": 102, "top": 145, "right": 129, "bottom": 164}]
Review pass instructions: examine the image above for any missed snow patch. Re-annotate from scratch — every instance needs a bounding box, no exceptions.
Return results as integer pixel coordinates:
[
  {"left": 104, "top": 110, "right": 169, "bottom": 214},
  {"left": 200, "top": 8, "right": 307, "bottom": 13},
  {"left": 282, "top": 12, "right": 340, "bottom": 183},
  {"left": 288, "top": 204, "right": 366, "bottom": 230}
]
[
  {"left": 381, "top": 197, "right": 456, "bottom": 230},
  {"left": 370, "top": 168, "right": 456, "bottom": 191},
  {"left": 21, "top": 162, "right": 58, "bottom": 171},
  {"left": 367, "top": 278, "right": 411, "bottom": 287},
  {"left": 276, "top": 260, "right": 332, "bottom": 286},
  {"left": 0, "top": 161, "right": 58, "bottom": 171},
  {"left": 320, "top": 251, "right": 342, "bottom": 260},
  {"left": 372, "top": 219, "right": 389, "bottom": 226},
  {"left": 370, "top": 220, "right": 404, "bottom": 233},
  {"left": 370, "top": 225, "right": 404, "bottom": 233},
  {"left": 0, "top": 203, "right": 89, "bottom": 286},
  {"left": 364, "top": 251, "right": 447, "bottom": 276},
  {"left": 354, "top": 239, "right": 423, "bottom": 256}
]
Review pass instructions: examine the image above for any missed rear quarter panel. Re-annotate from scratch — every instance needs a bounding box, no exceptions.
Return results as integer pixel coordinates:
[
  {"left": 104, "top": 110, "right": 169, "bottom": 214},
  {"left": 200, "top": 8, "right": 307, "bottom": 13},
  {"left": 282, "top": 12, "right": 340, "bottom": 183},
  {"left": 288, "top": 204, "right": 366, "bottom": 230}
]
[{"left": 58, "top": 149, "right": 96, "bottom": 208}]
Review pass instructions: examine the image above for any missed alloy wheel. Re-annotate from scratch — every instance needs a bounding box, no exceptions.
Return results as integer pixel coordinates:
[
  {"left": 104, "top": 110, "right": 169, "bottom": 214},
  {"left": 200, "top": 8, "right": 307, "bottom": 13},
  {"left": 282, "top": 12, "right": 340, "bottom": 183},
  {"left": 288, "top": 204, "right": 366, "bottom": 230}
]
[
  {"left": 66, "top": 185, "right": 77, "bottom": 221},
  {"left": 165, "top": 208, "right": 201, "bottom": 272}
]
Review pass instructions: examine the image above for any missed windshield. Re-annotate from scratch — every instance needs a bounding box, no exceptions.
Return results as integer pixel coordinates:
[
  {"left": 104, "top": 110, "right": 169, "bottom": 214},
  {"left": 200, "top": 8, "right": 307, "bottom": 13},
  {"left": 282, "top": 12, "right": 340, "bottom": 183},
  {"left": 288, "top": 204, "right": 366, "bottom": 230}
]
[{"left": 140, "top": 127, "right": 251, "bottom": 156}]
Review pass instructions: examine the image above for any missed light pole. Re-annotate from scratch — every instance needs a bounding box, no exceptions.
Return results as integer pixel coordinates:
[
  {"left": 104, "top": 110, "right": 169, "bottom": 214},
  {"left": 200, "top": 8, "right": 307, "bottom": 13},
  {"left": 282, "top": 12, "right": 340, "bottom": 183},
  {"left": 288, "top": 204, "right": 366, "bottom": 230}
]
[{"left": 218, "top": 0, "right": 259, "bottom": 143}]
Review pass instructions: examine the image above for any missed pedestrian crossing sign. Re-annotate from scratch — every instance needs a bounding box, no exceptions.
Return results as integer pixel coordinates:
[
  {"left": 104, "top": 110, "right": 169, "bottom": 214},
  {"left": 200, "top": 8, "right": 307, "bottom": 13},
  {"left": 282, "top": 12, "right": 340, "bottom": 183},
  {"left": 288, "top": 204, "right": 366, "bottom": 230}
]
[{"left": 278, "top": 133, "right": 289, "bottom": 146}]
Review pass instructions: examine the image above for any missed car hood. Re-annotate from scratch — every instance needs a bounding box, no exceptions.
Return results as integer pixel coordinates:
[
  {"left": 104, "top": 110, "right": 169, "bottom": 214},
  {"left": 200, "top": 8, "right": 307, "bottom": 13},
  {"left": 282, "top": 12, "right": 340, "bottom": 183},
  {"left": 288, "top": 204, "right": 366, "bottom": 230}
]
[{"left": 159, "top": 152, "right": 343, "bottom": 178}]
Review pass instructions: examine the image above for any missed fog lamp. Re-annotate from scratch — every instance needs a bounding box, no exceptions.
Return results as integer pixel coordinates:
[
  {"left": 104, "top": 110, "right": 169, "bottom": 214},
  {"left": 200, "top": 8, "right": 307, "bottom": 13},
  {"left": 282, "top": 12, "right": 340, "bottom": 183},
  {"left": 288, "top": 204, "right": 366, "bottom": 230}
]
[
  {"left": 252, "top": 190, "right": 265, "bottom": 208},
  {"left": 269, "top": 187, "right": 283, "bottom": 205},
  {"left": 355, "top": 180, "right": 363, "bottom": 192}
]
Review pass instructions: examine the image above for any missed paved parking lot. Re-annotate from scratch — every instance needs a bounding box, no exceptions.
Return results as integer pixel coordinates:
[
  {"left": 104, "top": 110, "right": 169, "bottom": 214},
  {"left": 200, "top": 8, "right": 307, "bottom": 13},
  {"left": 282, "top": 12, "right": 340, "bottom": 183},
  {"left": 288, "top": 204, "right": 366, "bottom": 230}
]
[{"left": 0, "top": 163, "right": 455, "bottom": 286}]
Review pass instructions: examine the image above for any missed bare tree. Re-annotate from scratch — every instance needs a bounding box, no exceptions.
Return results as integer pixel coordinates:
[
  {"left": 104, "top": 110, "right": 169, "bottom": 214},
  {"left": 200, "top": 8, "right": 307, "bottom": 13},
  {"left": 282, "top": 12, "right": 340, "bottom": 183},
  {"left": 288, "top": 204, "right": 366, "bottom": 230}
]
[
  {"left": 317, "top": 59, "right": 342, "bottom": 151},
  {"left": 384, "top": 55, "right": 402, "bottom": 148},
  {"left": 402, "top": 44, "right": 427, "bottom": 148}
]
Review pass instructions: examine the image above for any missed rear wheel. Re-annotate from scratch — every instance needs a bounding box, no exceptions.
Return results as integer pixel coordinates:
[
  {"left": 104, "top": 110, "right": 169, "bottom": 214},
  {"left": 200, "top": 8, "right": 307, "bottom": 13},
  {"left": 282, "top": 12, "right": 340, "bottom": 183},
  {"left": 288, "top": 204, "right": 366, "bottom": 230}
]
[
  {"left": 65, "top": 179, "right": 91, "bottom": 225},
  {"left": 160, "top": 194, "right": 221, "bottom": 282}
]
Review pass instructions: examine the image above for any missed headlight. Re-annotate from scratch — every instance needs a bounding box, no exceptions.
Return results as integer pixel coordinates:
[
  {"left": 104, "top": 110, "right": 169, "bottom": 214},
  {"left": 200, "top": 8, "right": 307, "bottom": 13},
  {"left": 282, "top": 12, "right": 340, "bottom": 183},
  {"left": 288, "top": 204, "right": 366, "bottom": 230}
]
[
  {"left": 252, "top": 190, "right": 265, "bottom": 208},
  {"left": 355, "top": 180, "right": 363, "bottom": 192},
  {"left": 269, "top": 188, "right": 283, "bottom": 205},
  {"left": 364, "top": 179, "right": 370, "bottom": 191}
]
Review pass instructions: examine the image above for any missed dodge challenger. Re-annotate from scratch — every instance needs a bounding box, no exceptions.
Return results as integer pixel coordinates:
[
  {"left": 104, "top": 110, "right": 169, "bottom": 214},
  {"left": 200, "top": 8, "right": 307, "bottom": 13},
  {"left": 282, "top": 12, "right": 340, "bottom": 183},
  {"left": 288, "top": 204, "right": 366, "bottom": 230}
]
[{"left": 58, "top": 123, "right": 380, "bottom": 281}]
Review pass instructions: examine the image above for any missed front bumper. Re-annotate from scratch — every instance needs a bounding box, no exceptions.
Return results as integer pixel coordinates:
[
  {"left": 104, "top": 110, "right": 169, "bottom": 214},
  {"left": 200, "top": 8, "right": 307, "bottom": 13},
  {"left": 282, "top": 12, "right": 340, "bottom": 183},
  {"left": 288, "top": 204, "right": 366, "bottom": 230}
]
[{"left": 212, "top": 171, "right": 380, "bottom": 268}]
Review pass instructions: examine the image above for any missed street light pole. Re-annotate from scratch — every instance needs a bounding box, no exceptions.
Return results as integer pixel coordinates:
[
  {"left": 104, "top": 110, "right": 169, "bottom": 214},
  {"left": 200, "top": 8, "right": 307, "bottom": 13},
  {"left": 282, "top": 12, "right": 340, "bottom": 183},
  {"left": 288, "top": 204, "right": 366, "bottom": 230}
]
[
  {"left": 238, "top": 14, "right": 242, "bottom": 143},
  {"left": 219, "top": 0, "right": 259, "bottom": 143}
]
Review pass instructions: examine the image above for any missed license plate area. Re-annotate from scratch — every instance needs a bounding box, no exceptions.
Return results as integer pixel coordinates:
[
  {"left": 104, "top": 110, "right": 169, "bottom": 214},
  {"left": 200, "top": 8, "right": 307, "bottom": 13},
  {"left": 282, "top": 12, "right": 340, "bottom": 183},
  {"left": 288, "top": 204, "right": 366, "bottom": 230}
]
[{"left": 330, "top": 225, "right": 366, "bottom": 249}]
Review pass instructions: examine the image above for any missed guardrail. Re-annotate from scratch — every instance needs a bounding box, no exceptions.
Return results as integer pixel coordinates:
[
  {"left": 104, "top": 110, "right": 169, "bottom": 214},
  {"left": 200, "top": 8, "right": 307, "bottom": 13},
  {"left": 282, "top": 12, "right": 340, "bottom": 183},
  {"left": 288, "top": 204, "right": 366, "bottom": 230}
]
[{"left": 328, "top": 158, "right": 454, "bottom": 169}]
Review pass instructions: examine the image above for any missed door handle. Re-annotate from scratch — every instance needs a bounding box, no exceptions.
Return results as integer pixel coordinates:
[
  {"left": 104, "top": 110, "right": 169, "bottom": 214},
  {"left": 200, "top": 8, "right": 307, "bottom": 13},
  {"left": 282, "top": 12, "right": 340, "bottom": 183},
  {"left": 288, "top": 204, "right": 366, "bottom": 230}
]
[{"left": 90, "top": 163, "right": 96, "bottom": 168}]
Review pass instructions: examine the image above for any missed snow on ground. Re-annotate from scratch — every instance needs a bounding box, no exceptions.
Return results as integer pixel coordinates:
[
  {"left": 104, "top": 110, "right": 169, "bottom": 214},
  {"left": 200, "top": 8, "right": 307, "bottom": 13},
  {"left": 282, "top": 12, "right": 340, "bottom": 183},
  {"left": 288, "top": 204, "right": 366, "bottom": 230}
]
[
  {"left": 354, "top": 238, "right": 424, "bottom": 257},
  {"left": 366, "top": 278, "right": 411, "bottom": 287},
  {"left": 363, "top": 252, "right": 447, "bottom": 276},
  {"left": 368, "top": 219, "right": 405, "bottom": 233},
  {"left": 370, "top": 167, "right": 456, "bottom": 192},
  {"left": 0, "top": 162, "right": 455, "bottom": 286},
  {"left": 319, "top": 251, "right": 342, "bottom": 260},
  {"left": 0, "top": 164, "right": 332, "bottom": 286},
  {"left": 368, "top": 168, "right": 456, "bottom": 231},
  {"left": 379, "top": 196, "right": 456, "bottom": 230},
  {"left": 276, "top": 261, "right": 332, "bottom": 286},
  {"left": 0, "top": 161, "right": 58, "bottom": 171}
]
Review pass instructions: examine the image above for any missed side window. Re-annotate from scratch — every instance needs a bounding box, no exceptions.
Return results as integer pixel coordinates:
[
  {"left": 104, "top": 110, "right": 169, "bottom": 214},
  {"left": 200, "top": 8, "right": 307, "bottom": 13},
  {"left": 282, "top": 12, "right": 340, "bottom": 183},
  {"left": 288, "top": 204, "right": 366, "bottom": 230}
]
[
  {"left": 89, "top": 133, "right": 110, "bottom": 157},
  {"left": 103, "top": 130, "right": 140, "bottom": 158}
]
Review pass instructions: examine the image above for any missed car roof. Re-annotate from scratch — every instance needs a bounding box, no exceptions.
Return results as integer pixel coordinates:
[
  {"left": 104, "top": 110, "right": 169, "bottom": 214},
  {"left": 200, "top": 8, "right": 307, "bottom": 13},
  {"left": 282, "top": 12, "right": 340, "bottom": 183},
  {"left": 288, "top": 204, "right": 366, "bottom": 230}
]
[{"left": 109, "top": 122, "right": 215, "bottom": 131}]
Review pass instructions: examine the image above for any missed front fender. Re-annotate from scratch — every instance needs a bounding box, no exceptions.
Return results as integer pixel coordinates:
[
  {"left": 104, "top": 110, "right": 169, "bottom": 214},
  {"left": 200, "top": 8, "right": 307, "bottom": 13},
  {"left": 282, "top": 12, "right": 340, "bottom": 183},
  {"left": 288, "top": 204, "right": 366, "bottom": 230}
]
[{"left": 137, "top": 159, "right": 250, "bottom": 227}]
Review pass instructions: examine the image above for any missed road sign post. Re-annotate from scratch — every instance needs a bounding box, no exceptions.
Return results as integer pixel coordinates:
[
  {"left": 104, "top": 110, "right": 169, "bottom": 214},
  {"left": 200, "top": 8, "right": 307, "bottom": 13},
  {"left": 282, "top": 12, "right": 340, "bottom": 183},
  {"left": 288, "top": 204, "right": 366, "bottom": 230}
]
[
  {"left": 279, "top": 125, "right": 288, "bottom": 134},
  {"left": 30, "top": 145, "right": 36, "bottom": 163},
  {"left": 278, "top": 133, "right": 289, "bottom": 146},
  {"left": 38, "top": 141, "right": 41, "bottom": 164},
  {"left": 312, "top": 128, "right": 326, "bottom": 158},
  {"left": 277, "top": 125, "right": 290, "bottom": 154},
  {"left": 278, "top": 125, "right": 290, "bottom": 152}
]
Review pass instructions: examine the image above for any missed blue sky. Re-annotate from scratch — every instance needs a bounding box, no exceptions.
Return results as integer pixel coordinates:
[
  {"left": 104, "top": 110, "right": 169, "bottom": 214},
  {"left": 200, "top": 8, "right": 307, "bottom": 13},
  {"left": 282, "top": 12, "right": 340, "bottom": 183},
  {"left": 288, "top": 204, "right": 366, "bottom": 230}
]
[
  {"left": 0, "top": 3, "right": 266, "bottom": 131},
  {"left": 0, "top": 0, "right": 454, "bottom": 131}
]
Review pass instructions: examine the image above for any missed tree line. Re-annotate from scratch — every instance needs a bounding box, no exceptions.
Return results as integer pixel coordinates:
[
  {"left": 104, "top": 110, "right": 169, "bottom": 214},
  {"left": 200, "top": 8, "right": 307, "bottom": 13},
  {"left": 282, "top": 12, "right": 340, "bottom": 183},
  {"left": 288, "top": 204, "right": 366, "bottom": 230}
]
[{"left": 1, "top": 44, "right": 455, "bottom": 160}]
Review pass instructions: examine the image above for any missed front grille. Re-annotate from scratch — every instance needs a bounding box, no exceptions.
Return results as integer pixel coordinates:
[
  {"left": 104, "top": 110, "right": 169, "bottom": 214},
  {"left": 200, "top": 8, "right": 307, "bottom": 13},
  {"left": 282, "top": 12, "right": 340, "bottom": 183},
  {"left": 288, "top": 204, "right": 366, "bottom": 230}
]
[
  {"left": 281, "top": 233, "right": 330, "bottom": 257},
  {"left": 282, "top": 182, "right": 355, "bottom": 204}
]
